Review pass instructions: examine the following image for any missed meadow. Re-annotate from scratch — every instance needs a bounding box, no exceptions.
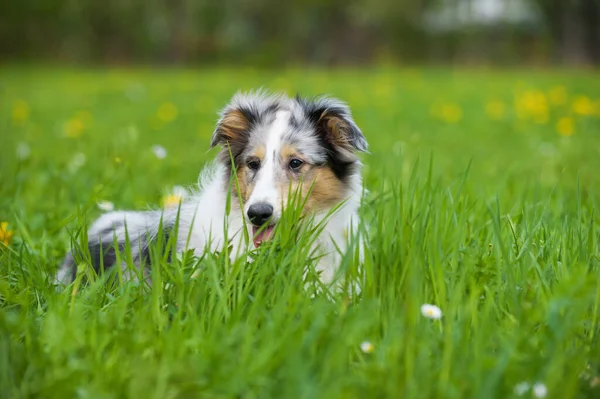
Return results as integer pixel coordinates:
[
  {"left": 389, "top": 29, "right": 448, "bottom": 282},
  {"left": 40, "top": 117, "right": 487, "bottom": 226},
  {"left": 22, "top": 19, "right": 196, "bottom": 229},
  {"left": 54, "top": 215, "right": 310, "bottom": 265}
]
[{"left": 1, "top": 66, "right": 600, "bottom": 398}]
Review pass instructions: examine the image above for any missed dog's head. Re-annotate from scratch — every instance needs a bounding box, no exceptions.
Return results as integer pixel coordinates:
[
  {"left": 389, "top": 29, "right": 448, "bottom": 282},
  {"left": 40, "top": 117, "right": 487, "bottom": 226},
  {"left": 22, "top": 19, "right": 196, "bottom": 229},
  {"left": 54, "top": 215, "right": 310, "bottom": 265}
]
[{"left": 211, "top": 91, "right": 368, "bottom": 247}]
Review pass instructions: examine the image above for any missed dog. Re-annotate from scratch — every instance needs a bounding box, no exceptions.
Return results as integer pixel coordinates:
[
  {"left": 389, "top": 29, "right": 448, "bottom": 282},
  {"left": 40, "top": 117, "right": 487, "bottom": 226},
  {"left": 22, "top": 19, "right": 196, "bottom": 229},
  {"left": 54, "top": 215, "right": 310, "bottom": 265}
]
[{"left": 56, "top": 91, "right": 368, "bottom": 289}]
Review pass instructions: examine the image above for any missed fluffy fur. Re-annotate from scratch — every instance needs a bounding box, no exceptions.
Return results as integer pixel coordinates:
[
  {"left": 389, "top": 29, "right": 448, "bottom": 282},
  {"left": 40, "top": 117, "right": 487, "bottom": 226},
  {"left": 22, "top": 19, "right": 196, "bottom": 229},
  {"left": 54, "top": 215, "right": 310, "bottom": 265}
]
[{"left": 57, "top": 91, "right": 368, "bottom": 287}]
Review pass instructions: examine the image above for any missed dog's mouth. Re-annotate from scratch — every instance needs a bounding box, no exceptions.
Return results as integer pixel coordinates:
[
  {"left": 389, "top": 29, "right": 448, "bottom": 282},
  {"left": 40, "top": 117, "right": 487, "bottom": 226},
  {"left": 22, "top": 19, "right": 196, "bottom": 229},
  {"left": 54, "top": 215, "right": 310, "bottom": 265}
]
[{"left": 252, "top": 224, "right": 275, "bottom": 248}]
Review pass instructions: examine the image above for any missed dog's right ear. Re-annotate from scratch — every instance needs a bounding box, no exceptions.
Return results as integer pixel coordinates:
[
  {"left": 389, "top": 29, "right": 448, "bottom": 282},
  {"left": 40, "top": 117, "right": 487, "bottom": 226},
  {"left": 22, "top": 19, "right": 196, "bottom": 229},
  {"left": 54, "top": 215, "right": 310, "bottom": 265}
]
[{"left": 210, "top": 106, "right": 254, "bottom": 148}]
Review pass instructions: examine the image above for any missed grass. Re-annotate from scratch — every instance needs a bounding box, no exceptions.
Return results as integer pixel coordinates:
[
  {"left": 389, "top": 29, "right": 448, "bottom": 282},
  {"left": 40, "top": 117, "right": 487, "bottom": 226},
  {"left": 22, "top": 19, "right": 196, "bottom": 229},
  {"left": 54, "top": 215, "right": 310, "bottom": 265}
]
[{"left": 1, "top": 66, "right": 600, "bottom": 398}]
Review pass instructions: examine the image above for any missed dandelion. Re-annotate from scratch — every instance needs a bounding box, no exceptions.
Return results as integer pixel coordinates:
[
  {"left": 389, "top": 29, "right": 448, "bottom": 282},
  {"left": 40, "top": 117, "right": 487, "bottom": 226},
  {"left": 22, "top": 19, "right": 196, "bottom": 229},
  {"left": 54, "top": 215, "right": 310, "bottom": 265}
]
[
  {"left": 162, "top": 185, "right": 187, "bottom": 208},
  {"left": 556, "top": 117, "right": 574, "bottom": 137},
  {"left": 0, "top": 222, "right": 14, "bottom": 246},
  {"left": 64, "top": 118, "right": 85, "bottom": 138},
  {"left": 157, "top": 103, "right": 178, "bottom": 123},
  {"left": 572, "top": 96, "right": 595, "bottom": 116},
  {"left": 97, "top": 201, "right": 115, "bottom": 212},
  {"left": 12, "top": 100, "right": 30, "bottom": 125},
  {"left": 516, "top": 90, "right": 548, "bottom": 122},
  {"left": 440, "top": 103, "right": 462, "bottom": 124},
  {"left": 152, "top": 145, "right": 167, "bottom": 159},
  {"left": 360, "top": 341, "right": 375, "bottom": 354},
  {"left": 532, "top": 382, "right": 548, "bottom": 398},
  {"left": 513, "top": 382, "right": 530, "bottom": 396},
  {"left": 420, "top": 304, "right": 442, "bottom": 320},
  {"left": 16, "top": 142, "right": 31, "bottom": 161}
]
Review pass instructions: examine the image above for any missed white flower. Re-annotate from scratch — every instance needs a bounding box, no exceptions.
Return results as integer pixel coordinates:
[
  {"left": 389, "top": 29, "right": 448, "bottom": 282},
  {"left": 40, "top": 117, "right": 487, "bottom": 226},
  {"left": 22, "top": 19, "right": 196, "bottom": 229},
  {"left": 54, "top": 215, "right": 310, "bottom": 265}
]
[
  {"left": 97, "top": 201, "right": 114, "bottom": 212},
  {"left": 360, "top": 341, "right": 374, "bottom": 354},
  {"left": 16, "top": 142, "right": 31, "bottom": 160},
  {"left": 152, "top": 144, "right": 167, "bottom": 159},
  {"left": 420, "top": 304, "right": 442, "bottom": 320},
  {"left": 513, "top": 382, "right": 530, "bottom": 396},
  {"left": 533, "top": 382, "right": 547, "bottom": 398},
  {"left": 68, "top": 152, "right": 87, "bottom": 173}
]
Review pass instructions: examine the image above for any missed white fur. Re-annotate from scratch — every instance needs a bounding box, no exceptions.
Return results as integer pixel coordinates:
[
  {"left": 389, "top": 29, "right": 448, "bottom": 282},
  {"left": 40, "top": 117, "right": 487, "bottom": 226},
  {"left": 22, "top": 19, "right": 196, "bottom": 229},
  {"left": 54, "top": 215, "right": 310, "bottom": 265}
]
[
  {"left": 245, "top": 110, "right": 290, "bottom": 220},
  {"left": 57, "top": 91, "right": 367, "bottom": 291}
]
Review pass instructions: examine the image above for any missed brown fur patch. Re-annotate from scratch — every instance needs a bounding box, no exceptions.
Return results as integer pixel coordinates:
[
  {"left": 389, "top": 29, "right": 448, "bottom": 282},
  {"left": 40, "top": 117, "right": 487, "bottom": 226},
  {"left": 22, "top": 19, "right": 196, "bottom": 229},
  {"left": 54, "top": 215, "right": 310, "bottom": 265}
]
[
  {"left": 235, "top": 167, "right": 249, "bottom": 201},
  {"left": 305, "top": 166, "right": 346, "bottom": 210},
  {"left": 281, "top": 144, "right": 297, "bottom": 160},
  {"left": 253, "top": 146, "right": 266, "bottom": 161},
  {"left": 220, "top": 109, "right": 250, "bottom": 143},
  {"left": 323, "top": 116, "right": 350, "bottom": 149},
  {"left": 278, "top": 165, "right": 346, "bottom": 214}
]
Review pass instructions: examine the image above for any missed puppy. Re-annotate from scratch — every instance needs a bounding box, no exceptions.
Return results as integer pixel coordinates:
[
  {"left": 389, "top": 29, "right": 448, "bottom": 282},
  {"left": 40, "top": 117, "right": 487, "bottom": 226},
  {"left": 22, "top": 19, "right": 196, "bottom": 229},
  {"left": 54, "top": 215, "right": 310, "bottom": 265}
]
[{"left": 57, "top": 91, "right": 368, "bottom": 288}]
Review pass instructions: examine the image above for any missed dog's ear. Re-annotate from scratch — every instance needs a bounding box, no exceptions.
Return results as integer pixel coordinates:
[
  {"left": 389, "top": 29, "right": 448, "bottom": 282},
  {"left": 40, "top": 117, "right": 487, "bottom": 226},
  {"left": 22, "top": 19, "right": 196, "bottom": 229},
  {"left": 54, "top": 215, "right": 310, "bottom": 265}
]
[
  {"left": 210, "top": 107, "right": 253, "bottom": 148},
  {"left": 299, "top": 96, "right": 368, "bottom": 154}
]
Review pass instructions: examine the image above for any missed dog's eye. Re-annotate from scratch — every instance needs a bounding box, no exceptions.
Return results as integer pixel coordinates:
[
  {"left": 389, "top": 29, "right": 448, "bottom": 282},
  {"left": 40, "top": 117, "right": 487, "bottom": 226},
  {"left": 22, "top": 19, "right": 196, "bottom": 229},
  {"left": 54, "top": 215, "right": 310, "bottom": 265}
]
[
  {"left": 247, "top": 160, "right": 260, "bottom": 171},
  {"left": 289, "top": 159, "right": 303, "bottom": 170}
]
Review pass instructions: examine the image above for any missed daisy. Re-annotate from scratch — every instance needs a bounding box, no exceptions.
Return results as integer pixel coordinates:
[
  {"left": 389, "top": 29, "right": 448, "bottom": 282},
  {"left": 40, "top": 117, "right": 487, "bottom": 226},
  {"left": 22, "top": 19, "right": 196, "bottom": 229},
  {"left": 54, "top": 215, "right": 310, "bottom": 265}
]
[
  {"left": 420, "top": 304, "right": 442, "bottom": 320},
  {"left": 152, "top": 145, "right": 167, "bottom": 159},
  {"left": 360, "top": 341, "right": 374, "bottom": 354},
  {"left": 533, "top": 382, "right": 547, "bottom": 398},
  {"left": 97, "top": 201, "right": 115, "bottom": 212}
]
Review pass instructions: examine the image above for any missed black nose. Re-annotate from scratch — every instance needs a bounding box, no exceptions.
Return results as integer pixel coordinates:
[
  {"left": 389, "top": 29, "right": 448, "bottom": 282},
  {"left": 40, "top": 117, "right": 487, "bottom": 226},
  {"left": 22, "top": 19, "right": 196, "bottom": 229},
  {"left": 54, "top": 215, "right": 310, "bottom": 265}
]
[{"left": 247, "top": 203, "right": 273, "bottom": 226}]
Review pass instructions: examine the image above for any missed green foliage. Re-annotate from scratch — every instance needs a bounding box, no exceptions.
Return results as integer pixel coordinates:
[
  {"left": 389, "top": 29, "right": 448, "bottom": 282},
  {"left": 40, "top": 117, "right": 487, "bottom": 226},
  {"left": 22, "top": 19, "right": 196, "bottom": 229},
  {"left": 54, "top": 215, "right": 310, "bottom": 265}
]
[{"left": 1, "top": 67, "right": 600, "bottom": 398}]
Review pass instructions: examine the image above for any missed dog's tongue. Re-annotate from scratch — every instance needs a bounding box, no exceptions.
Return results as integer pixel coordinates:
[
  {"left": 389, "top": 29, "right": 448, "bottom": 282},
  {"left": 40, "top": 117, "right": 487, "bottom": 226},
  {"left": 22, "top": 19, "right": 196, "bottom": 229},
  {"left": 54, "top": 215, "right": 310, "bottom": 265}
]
[{"left": 252, "top": 225, "right": 274, "bottom": 248}]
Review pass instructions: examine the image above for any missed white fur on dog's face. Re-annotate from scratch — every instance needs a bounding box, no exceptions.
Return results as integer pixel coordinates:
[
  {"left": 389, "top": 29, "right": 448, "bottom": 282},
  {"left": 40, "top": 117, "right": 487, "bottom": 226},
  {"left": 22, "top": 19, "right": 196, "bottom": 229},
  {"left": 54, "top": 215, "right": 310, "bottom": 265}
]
[
  {"left": 210, "top": 91, "right": 368, "bottom": 243},
  {"left": 244, "top": 110, "right": 290, "bottom": 223}
]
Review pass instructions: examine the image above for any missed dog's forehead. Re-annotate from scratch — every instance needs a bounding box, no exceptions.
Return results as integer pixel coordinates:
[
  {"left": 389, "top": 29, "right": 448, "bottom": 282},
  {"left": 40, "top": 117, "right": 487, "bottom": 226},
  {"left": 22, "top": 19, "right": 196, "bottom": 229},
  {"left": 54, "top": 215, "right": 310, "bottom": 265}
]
[{"left": 246, "top": 108, "right": 323, "bottom": 161}]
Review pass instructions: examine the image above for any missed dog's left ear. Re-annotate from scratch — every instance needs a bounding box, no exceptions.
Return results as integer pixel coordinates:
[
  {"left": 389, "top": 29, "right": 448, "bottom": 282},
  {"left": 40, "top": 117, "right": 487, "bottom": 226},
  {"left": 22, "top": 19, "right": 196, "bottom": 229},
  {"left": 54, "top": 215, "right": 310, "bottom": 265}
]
[{"left": 300, "top": 96, "right": 368, "bottom": 154}]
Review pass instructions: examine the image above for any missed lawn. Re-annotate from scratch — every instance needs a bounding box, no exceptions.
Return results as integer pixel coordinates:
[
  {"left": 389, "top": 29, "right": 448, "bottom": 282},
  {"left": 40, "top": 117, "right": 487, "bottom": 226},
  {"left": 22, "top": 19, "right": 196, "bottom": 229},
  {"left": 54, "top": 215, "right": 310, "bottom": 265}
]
[{"left": 1, "top": 66, "right": 600, "bottom": 398}]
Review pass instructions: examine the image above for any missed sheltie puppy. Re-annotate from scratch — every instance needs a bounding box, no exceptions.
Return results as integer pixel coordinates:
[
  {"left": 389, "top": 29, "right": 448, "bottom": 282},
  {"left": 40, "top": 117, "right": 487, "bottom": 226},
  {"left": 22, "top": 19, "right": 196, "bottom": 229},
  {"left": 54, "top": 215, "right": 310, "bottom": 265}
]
[{"left": 57, "top": 91, "right": 368, "bottom": 289}]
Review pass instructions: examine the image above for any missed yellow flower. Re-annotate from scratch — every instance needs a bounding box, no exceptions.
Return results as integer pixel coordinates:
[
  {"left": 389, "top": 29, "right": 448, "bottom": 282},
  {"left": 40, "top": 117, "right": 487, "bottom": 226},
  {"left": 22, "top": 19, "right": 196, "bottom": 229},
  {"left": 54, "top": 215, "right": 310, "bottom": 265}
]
[
  {"left": 516, "top": 90, "right": 548, "bottom": 122},
  {"left": 64, "top": 118, "right": 85, "bottom": 138},
  {"left": 556, "top": 117, "right": 574, "bottom": 136},
  {"left": 572, "top": 96, "right": 595, "bottom": 115},
  {"left": 162, "top": 186, "right": 187, "bottom": 208},
  {"left": 440, "top": 103, "right": 462, "bottom": 123},
  {"left": 12, "top": 100, "right": 29, "bottom": 125},
  {"left": 485, "top": 100, "right": 505, "bottom": 120},
  {"left": 0, "top": 222, "right": 14, "bottom": 246},
  {"left": 157, "top": 103, "right": 178, "bottom": 123},
  {"left": 163, "top": 194, "right": 182, "bottom": 208}
]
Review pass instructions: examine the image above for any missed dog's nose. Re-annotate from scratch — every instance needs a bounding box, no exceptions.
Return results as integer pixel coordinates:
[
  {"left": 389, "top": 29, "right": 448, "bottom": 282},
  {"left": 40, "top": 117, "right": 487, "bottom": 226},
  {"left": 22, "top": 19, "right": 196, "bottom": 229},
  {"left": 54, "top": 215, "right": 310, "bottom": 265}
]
[{"left": 247, "top": 203, "right": 273, "bottom": 226}]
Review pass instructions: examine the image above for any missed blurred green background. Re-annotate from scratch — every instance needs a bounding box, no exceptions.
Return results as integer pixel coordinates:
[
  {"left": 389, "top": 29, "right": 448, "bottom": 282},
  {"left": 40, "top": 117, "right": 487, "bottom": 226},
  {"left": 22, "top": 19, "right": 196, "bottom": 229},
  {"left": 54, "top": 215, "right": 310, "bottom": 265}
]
[{"left": 1, "top": 0, "right": 599, "bottom": 67}]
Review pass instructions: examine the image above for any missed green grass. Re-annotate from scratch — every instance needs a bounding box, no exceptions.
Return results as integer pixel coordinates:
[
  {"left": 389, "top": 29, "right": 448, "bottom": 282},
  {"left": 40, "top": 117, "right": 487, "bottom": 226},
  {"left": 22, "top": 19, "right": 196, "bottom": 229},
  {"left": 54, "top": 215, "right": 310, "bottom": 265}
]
[{"left": 1, "top": 66, "right": 600, "bottom": 398}]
